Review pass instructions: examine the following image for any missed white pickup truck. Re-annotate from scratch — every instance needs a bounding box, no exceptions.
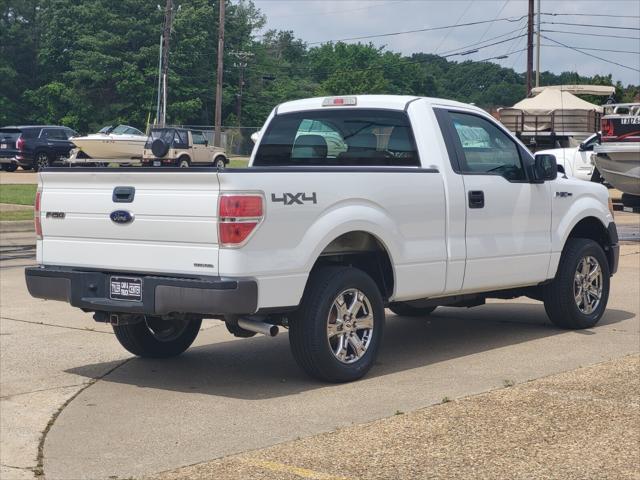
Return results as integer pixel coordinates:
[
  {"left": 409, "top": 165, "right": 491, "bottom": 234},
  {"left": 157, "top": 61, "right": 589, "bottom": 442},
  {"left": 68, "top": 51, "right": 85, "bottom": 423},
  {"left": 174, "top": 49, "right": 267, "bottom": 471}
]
[
  {"left": 536, "top": 133, "right": 600, "bottom": 182},
  {"left": 26, "top": 95, "right": 619, "bottom": 382}
]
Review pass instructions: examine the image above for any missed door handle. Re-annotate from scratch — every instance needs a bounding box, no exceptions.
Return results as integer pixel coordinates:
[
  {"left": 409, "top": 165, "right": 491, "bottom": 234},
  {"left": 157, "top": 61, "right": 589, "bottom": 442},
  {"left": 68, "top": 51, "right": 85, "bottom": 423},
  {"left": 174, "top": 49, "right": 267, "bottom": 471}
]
[
  {"left": 468, "top": 190, "right": 485, "bottom": 209},
  {"left": 113, "top": 186, "right": 135, "bottom": 203}
]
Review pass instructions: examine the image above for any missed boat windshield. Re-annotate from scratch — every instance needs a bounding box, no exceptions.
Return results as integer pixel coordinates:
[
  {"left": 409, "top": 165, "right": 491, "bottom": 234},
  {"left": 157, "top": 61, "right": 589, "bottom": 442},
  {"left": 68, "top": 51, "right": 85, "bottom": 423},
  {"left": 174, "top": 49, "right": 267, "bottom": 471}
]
[{"left": 111, "top": 125, "right": 143, "bottom": 135}]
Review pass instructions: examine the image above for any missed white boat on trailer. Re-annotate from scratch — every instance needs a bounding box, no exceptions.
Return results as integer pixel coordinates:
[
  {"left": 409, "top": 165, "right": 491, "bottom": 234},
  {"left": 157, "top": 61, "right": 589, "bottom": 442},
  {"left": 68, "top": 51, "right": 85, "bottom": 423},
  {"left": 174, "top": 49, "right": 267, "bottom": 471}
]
[
  {"left": 69, "top": 125, "right": 147, "bottom": 163},
  {"left": 594, "top": 103, "right": 640, "bottom": 208}
]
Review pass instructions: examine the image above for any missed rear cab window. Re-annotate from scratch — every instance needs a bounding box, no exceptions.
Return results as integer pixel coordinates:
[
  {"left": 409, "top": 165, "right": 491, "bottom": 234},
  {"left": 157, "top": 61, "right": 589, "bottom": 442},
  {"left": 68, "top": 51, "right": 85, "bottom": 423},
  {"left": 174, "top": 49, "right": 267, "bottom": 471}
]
[{"left": 254, "top": 109, "right": 420, "bottom": 167}]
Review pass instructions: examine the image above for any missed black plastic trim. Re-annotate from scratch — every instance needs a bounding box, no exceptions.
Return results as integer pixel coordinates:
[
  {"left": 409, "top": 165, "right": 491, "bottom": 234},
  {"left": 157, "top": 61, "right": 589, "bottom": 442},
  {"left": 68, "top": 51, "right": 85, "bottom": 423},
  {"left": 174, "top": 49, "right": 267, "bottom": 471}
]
[
  {"left": 607, "top": 222, "right": 620, "bottom": 275},
  {"left": 25, "top": 266, "right": 258, "bottom": 315},
  {"left": 222, "top": 166, "right": 439, "bottom": 173}
]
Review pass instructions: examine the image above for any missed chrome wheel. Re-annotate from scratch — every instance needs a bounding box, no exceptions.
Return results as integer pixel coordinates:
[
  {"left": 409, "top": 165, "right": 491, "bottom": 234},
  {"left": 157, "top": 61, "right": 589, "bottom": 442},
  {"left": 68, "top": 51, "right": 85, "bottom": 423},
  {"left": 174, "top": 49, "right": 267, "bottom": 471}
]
[
  {"left": 36, "top": 153, "right": 50, "bottom": 170},
  {"left": 574, "top": 256, "right": 603, "bottom": 315},
  {"left": 178, "top": 159, "right": 189, "bottom": 168},
  {"left": 144, "top": 316, "right": 190, "bottom": 342},
  {"left": 327, "top": 288, "right": 374, "bottom": 364},
  {"left": 215, "top": 158, "right": 226, "bottom": 169}
]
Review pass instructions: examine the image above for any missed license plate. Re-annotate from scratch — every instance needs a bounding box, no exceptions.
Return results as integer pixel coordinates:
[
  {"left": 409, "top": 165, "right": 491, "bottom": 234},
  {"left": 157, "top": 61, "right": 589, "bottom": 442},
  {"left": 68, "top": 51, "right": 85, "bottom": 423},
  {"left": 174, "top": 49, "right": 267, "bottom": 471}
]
[
  {"left": 110, "top": 276, "right": 142, "bottom": 301},
  {"left": 153, "top": 160, "right": 161, "bottom": 166},
  {"left": 0, "top": 144, "right": 6, "bottom": 149}
]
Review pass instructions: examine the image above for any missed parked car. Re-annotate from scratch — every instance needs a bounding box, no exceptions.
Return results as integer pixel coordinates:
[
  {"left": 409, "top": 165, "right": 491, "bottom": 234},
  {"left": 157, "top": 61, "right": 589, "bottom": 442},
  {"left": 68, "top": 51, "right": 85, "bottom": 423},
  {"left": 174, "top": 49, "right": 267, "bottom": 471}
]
[
  {"left": 536, "top": 132, "right": 601, "bottom": 182},
  {"left": 141, "top": 127, "right": 227, "bottom": 168},
  {"left": 0, "top": 125, "right": 78, "bottom": 171},
  {"left": 26, "top": 95, "right": 619, "bottom": 383}
]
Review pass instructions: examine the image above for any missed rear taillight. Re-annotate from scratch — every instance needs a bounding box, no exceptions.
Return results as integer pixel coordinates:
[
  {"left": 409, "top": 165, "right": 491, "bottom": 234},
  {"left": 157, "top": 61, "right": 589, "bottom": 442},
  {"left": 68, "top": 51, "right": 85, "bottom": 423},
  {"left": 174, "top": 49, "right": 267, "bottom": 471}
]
[
  {"left": 218, "top": 194, "right": 264, "bottom": 247},
  {"left": 16, "top": 136, "right": 25, "bottom": 151},
  {"left": 34, "top": 190, "right": 42, "bottom": 239}
]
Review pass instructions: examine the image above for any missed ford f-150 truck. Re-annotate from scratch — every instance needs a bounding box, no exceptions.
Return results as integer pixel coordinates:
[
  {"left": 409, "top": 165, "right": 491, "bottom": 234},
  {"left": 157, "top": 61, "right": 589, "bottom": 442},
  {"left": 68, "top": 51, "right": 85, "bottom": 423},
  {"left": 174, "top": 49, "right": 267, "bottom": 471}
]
[{"left": 26, "top": 95, "right": 619, "bottom": 382}]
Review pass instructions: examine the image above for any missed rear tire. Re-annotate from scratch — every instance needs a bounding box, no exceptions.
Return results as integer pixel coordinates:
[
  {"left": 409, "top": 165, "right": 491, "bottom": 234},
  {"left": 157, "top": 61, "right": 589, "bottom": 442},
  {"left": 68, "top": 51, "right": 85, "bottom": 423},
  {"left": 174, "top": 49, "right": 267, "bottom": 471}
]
[
  {"left": 178, "top": 156, "right": 190, "bottom": 168},
  {"left": 543, "top": 238, "right": 610, "bottom": 329},
  {"left": 289, "top": 266, "right": 385, "bottom": 382},
  {"left": 214, "top": 156, "right": 227, "bottom": 169},
  {"left": 388, "top": 303, "right": 436, "bottom": 317},
  {"left": 113, "top": 316, "right": 201, "bottom": 358},
  {"left": 1, "top": 163, "right": 17, "bottom": 172}
]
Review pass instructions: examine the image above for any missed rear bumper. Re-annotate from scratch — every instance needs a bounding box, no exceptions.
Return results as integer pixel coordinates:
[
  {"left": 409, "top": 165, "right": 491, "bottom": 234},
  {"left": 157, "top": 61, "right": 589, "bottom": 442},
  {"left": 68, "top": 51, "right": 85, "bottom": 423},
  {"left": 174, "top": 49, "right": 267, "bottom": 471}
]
[{"left": 25, "top": 266, "right": 258, "bottom": 316}]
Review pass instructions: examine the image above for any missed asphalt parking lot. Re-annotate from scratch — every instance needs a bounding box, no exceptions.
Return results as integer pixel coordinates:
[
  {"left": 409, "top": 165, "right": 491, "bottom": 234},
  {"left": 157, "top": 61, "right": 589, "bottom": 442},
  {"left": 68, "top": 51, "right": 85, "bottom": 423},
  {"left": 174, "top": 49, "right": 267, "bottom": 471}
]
[{"left": 1, "top": 215, "right": 638, "bottom": 479}]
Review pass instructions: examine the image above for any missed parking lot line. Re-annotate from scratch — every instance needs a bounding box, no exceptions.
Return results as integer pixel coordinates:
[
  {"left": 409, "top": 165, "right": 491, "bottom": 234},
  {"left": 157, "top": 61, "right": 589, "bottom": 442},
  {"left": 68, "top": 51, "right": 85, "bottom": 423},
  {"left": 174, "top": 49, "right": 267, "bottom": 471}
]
[{"left": 246, "top": 459, "right": 351, "bottom": 480}]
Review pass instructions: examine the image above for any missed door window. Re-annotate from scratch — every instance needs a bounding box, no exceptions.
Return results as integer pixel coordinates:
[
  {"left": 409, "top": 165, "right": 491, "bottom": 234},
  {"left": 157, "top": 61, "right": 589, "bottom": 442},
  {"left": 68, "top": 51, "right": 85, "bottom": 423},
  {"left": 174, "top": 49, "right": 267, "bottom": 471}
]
[
  {"left": 449, "top": 112, "right": 526, "bottom": 181},
  {"left": 42, "top": 128, "right": 67, "bottom": 140},
  {"left": 192, "top": 131, "right": 207, "bottom": 145}
]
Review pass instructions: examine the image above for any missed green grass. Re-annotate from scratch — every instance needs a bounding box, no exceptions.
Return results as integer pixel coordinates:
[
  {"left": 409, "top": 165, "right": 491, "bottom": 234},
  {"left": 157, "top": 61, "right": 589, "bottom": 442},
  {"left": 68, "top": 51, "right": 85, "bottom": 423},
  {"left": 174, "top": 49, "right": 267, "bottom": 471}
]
[
  {"left": 0, "top": 209, "right": 33, "bottom": 221},
  {"left": 0, "top": 184, "right": 37, "bottom": 205},
  {"left": 228, "top": 158, "right": 249, "bottom": 168}
]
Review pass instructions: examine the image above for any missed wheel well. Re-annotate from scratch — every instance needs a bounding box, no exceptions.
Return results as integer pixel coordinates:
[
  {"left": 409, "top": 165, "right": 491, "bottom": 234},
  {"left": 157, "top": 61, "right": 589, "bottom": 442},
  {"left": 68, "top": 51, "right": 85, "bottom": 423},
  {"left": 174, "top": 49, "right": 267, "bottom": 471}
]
[
  {"left": 311, "top": 231, "right": 394, "bottom": 300},
  {"left": 567, "top": 216, "right": 615, "bottom": 271},
  {"left": 177, "top": 154, "right": 190, "bottom": 163}
]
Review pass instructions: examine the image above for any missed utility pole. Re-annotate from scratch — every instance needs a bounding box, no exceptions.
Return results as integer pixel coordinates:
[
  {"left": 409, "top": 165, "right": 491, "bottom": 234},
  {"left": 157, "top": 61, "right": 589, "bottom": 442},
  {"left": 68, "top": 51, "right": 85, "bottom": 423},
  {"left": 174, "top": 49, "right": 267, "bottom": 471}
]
[
  {"left": 526, "top": 0, "right": 534, "bottom": 96},
  {"left": 156, "top": 35, "right": 162, "bottom": 126},
  {"left": 214, "top": 0, "right": 225, "bottom": 147},
  {"left": 160, "top": 0, "right": 174, "bottom": 126},
  {"left": 231, "top": 51, "right": 254, "bottom": 127},
  {"left": 535, "top": 0, "right": 541, "bottom": 88}
]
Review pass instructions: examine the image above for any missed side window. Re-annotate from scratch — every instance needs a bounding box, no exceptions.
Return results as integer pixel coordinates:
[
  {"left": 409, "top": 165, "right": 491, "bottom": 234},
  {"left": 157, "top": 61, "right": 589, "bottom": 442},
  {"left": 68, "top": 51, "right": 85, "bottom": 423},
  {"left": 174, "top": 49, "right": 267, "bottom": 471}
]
[
  {"left": 42, "top": 128, "right": 65, "bottom": 140},
  {"left": 64, "top": 128, "right": 78, "bottom": 139},
  {"left": 192, "top": 132, "right": 206, "bottom": 145},
  {"left": 449, "top": 112, "right": 526, "bottom": 181}
]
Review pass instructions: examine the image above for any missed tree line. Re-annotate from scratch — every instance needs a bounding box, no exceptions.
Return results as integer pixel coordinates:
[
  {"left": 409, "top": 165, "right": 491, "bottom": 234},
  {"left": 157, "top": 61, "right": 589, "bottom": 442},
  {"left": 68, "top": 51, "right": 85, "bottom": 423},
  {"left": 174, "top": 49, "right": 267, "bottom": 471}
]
[{"left": 1, "top": 0, "right": 638, "bottom": 133}]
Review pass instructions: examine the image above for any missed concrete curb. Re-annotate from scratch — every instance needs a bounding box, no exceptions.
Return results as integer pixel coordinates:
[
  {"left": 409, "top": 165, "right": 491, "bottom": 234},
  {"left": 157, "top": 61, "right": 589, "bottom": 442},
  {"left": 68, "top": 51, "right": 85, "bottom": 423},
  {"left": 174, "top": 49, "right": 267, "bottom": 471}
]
[{"left": 0, "top": 220, "right": 34, "bottom": 233}]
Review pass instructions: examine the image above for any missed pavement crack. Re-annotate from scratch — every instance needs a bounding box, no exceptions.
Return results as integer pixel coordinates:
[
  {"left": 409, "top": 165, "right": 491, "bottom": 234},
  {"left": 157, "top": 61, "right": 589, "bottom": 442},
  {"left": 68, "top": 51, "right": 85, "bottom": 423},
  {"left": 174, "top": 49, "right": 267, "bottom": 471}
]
[
  {"left": 1, "top": 316, "right": 113, "bottom": 334},
  {"left": 34, "top": 357, "right": 132, "bottom": 478},
  {"left": 1, "top": 462, "right": 35, "bottom": 472},
  {"left": 1, "top": 382, "right": 92, "bottom": 400}
]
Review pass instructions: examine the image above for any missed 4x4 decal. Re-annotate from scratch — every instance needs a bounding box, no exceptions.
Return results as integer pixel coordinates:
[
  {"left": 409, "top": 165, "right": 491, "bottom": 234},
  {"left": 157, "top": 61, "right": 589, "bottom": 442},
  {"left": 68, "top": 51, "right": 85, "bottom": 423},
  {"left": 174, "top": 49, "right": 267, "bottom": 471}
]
[{"left": 271, "top": 192, "right": 317, "bottom": 205}]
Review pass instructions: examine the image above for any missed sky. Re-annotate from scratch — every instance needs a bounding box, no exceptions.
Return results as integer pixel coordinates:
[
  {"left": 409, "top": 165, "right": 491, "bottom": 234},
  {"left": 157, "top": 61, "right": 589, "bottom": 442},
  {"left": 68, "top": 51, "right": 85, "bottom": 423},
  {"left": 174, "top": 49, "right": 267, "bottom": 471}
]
[{"left": 252, "top": 0, "right": 640, "bottom": 86}]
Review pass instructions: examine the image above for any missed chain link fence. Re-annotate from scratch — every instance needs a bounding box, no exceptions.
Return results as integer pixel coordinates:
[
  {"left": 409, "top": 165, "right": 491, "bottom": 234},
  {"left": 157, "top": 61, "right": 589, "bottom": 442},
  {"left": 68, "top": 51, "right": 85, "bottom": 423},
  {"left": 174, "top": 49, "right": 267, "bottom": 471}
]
[{"left": 173, "top": 125, "right": 261, "bottom": 157}]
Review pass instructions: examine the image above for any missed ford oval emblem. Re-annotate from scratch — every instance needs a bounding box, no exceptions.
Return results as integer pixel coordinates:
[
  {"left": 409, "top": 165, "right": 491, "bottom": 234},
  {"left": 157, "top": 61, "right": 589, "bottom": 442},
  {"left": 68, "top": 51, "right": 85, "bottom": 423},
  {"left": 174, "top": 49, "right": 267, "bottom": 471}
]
[{"left": 110, "top": 210, "right": 134, "bottom": 224}]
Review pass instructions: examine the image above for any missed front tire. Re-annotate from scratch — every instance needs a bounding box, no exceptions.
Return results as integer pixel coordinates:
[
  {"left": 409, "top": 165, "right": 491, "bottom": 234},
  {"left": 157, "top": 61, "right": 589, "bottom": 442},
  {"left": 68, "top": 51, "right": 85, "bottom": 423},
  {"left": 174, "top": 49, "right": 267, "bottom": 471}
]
[
  {"left": 33, "top": 151, "right": 51, "bottom": 171},
  {"left": 543, "top": 238, "right": 610, "bottom": 329},
  {"left": 289, "top": 266, "right": 385, "bottom": 382},
  {"left": 113, "top": 316, "right": 201, "bottom": 358}
]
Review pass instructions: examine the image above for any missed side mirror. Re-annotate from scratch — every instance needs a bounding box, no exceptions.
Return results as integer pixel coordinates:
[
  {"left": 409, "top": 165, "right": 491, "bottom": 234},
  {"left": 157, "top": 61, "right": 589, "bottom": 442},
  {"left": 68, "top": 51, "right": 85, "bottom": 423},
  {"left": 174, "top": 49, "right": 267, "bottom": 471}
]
[
  {"left": 532, "top": 154, "right": 558, "bottom": 183},
  {"left": 204, "top": 140, "right": 209, "bottom": 146}
]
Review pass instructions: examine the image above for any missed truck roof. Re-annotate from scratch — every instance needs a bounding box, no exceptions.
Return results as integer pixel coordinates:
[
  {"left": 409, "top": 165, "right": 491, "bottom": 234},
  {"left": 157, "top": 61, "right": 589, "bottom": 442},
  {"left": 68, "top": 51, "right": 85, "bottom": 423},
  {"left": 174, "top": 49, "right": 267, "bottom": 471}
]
[{"left": 276, "top": 95, "right": 478, "bottom": 115}]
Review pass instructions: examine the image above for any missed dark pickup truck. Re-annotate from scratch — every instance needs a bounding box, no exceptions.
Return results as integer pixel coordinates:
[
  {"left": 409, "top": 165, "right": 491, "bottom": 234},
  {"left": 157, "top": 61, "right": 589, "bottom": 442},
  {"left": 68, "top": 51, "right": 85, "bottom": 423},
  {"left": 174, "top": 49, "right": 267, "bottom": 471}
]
[{"left": 0, "top": 125, "right": 78, "bottom": 171}]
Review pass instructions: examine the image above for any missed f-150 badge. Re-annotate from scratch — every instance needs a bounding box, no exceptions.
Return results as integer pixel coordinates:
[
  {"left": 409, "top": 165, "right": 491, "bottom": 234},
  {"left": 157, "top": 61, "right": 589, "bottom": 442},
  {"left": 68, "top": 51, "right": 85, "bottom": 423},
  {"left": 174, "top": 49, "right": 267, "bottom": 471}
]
[{"left": 271, "top": 192, "right": 317, "bottom": 205}]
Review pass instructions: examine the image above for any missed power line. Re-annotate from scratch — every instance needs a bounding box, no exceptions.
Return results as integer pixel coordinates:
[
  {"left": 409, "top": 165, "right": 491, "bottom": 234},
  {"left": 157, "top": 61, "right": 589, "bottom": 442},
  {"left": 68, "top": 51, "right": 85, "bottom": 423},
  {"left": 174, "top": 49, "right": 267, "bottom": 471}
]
[
  {"left": 541, "top": 21, "right": 640, "bottom": 31},
  {"left": 541, "top": 44, "right": 640, "bottom": 55},
  {"left": 541, "top": 35, "right": 640, "bottom": 72},
  {"left": 306, "top": 15, "right": 529, "bottom": 45},
  {"left": 477, "top": 47, "right": 527, "bottom": 63},
  {"left": 439, "top": 23, "right": 526, "bottom": 56},
  {"left": 541, "top": 29, "right": 640, "bottom": 41},
  {"left": 542, "top": 12, "right": 640, "bottom": 19},
  {"left": 433, "top": 0, "right": 473, "bottom": 54}
]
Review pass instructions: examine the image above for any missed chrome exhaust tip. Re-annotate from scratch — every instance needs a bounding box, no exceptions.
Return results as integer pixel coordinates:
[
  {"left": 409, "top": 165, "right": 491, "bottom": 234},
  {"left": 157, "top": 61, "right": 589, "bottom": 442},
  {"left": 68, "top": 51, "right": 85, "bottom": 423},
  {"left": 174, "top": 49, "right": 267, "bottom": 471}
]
[{"left": 237, "top": 317, "right": 279, "bottom": 337}]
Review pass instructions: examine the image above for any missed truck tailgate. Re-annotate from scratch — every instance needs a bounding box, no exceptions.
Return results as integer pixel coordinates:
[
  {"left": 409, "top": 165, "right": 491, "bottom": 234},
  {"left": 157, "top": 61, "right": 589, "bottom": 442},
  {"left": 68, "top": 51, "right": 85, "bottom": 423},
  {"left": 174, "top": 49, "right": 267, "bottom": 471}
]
[{"left": 38, "top": 170, "right": 220, "bottom": 276}]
